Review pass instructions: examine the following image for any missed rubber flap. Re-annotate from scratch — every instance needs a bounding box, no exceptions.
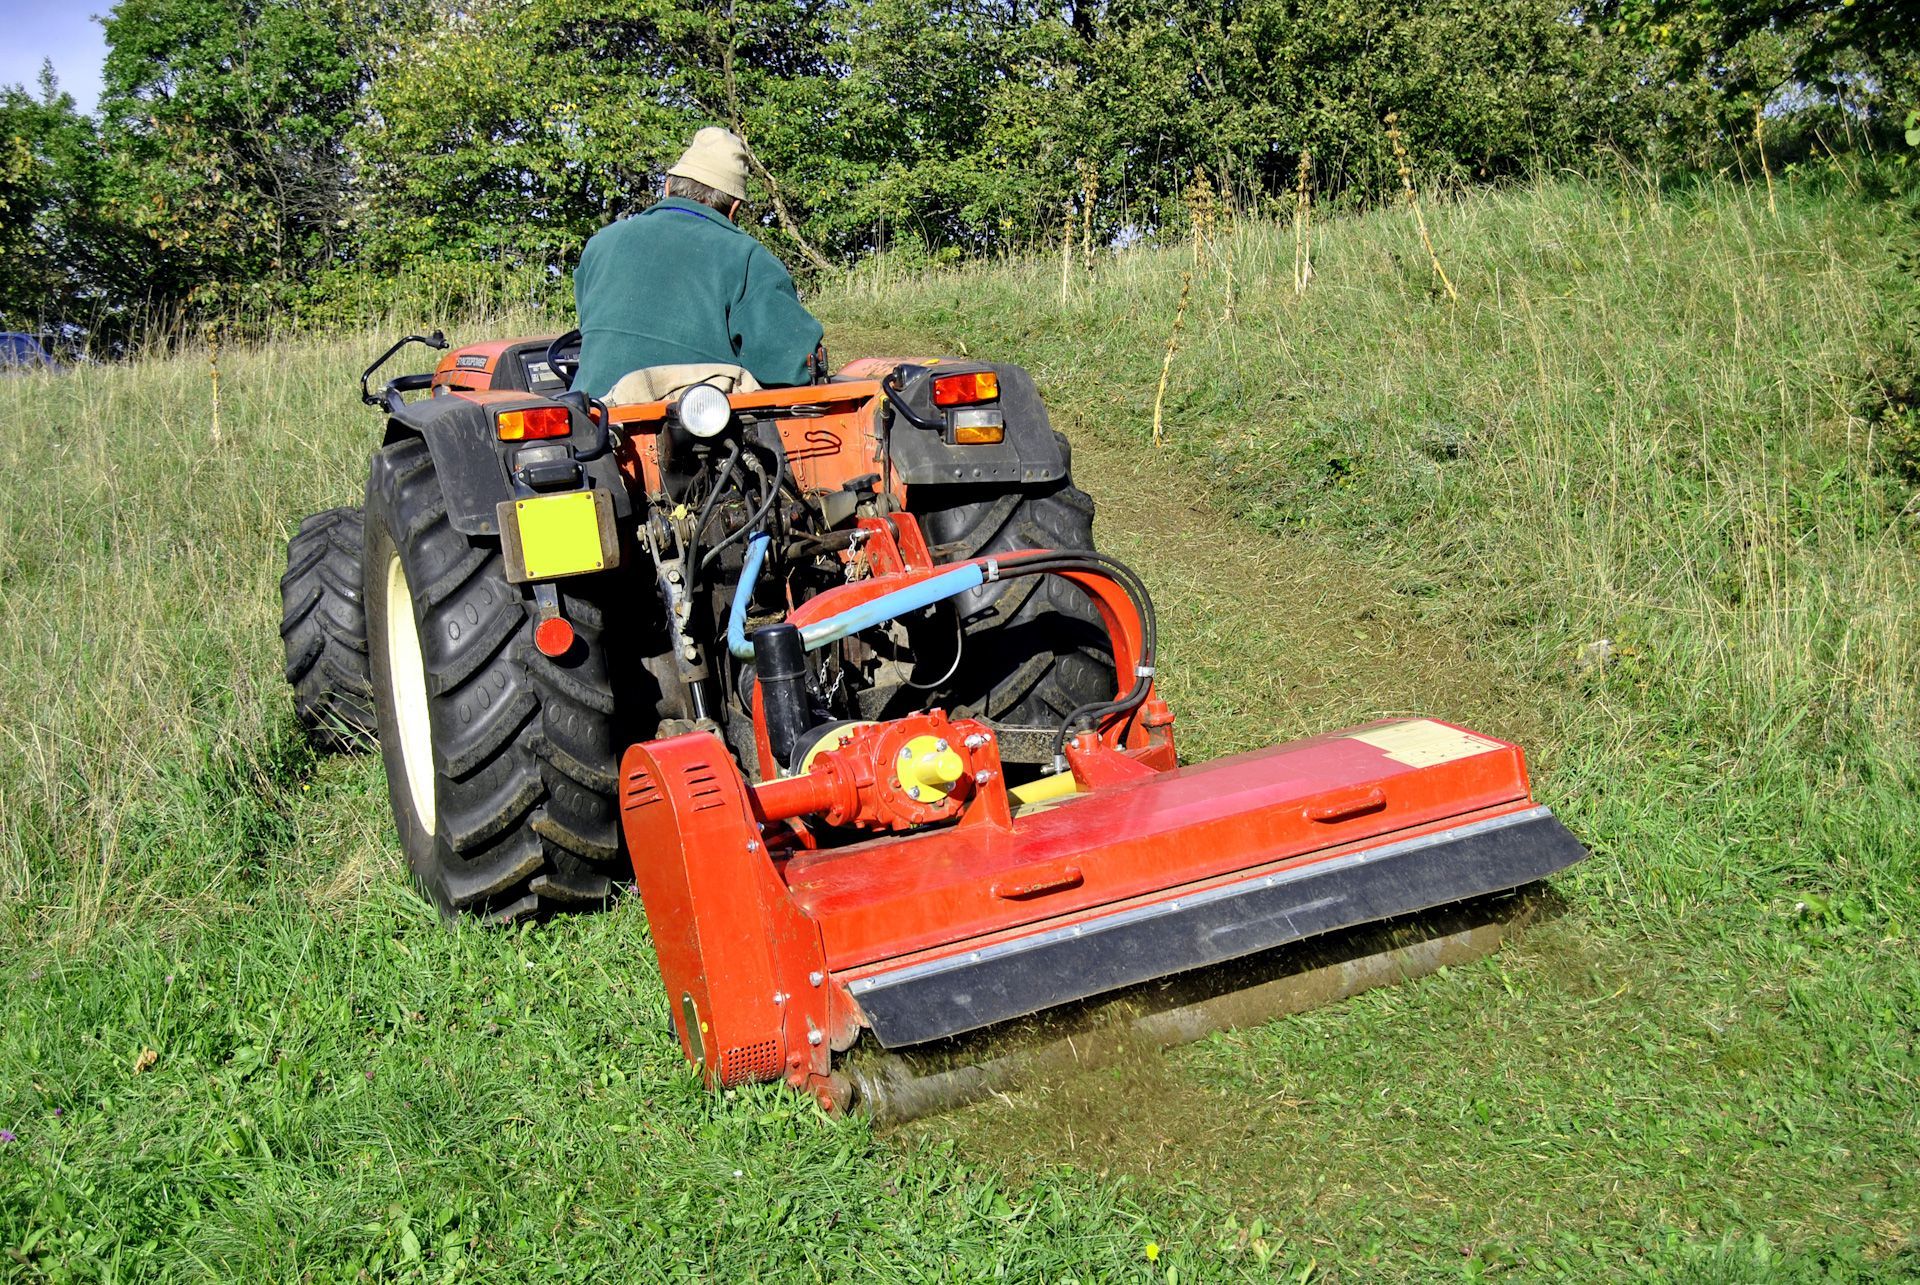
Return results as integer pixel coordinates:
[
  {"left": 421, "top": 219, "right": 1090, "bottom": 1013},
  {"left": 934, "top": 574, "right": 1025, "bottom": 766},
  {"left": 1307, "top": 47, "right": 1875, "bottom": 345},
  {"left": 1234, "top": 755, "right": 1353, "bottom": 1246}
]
[{"left": 847, "top": 807, "right": 1585, "bottom": 1048}]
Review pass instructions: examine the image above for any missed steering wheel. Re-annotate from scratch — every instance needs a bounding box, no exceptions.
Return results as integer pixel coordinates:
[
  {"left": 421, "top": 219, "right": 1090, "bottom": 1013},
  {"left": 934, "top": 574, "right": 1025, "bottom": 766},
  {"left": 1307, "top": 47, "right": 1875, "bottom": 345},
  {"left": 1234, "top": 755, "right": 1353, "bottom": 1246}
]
[{"left": 546, "top": 329, "right": 583, "bottom": 387}]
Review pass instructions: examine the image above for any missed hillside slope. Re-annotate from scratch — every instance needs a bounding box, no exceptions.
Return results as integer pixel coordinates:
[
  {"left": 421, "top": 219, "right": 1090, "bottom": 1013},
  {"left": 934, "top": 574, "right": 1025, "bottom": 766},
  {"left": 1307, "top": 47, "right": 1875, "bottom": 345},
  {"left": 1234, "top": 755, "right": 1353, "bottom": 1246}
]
[{"left": 1, "top": 175, "right": 1915, "bottom": 1280}]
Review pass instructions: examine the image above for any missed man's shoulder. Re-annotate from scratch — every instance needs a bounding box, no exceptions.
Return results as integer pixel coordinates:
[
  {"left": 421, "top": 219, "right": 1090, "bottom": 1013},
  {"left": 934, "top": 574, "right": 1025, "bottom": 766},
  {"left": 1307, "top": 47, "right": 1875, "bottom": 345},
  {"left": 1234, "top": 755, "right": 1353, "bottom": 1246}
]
[
  {"left": 578, "top": 216, "right": 632, "bottom": 269},
  {"left": 584, "top": 211, "right": 650, "bottom": 248},
  {"left": 738, "top": 232, "right": 797, "bottom": 285}
]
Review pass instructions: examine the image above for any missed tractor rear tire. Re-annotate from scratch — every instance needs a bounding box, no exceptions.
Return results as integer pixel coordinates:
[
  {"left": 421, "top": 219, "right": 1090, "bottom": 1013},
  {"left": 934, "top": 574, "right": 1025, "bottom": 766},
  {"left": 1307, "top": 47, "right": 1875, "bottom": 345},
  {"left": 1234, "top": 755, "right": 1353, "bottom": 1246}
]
[
  {"left": 362, "top": 437, "right": 623, "bottom": 922},
  {"left": 280, "top": 506, "right": 377, "bottom": 753},
  {"left": 912, "top": 437, "right": 1117, "bottom": 728}
]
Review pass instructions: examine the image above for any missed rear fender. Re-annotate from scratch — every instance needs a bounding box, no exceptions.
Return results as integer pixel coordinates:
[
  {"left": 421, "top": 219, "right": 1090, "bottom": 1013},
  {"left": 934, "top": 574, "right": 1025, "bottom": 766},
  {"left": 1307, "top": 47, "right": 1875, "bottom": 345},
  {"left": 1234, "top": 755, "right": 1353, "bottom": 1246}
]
[
  {"left": 383, "top": 393, "right": 631, "bottom": 537},
  {"left": 841, "top": 359, "right": 1067, "bottom": 488}
]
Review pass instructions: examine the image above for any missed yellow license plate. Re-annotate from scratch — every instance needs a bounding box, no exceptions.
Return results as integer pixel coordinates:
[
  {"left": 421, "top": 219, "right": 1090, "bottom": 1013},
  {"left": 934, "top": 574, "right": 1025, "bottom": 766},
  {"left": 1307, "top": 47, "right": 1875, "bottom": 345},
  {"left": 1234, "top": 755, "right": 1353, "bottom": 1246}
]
[{"left": 509, "top": 490, "right": 612, "bottom": 580}]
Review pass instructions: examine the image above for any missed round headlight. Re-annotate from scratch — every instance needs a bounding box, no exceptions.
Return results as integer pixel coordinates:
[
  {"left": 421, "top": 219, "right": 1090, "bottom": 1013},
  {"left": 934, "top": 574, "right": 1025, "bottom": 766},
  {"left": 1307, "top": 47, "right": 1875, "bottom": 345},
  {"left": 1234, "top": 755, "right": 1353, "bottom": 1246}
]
[{"left": 677, "top": 383, "right": 732, "bottom": 439}]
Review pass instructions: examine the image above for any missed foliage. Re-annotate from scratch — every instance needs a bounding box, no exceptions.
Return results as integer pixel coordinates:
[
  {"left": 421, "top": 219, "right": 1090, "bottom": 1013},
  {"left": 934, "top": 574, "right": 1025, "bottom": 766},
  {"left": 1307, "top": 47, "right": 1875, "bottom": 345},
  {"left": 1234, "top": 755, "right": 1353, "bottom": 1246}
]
[
  {"left": 95, "top": 0, "right": 385, "bottom": 314},
  {"left": 1603, "top": 0, "right": 1920, "bottom": 107},
  {"left": 0, "top": 69, "right": 145, "bottom": 345},
  {"left": 3, "top": 0, "right": 1919, "bottom": 348},
  {"left": 353, "top": 0, "right": 686, "bottom": 274},
  {"left": 750, "top": 0, "right": 1658, "bottom": 260},
  {"left": 331, "top": 0, "right": 1672, "bottom": 276}
]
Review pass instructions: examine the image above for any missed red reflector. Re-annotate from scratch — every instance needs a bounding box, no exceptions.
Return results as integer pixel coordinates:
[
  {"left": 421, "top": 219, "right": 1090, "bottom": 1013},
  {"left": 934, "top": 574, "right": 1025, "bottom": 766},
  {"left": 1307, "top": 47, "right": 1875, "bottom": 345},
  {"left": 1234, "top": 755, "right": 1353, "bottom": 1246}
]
[
  {"left": 497, "top": 406, "right": 572, "bottom": 441},
  {"left": 930, "top": 370, "right": 999, "bottom": 407},
  {"left": 534, "top": 616, "right": 576, "bottom": 657}
]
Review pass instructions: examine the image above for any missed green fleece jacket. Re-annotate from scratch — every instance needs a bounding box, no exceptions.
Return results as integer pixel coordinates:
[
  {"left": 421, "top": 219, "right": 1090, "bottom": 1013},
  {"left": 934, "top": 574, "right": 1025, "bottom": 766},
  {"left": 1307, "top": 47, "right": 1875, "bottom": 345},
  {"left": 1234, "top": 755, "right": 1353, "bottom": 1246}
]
[{"left": 571, "top": 198, "right": 824, "bottom": 398}]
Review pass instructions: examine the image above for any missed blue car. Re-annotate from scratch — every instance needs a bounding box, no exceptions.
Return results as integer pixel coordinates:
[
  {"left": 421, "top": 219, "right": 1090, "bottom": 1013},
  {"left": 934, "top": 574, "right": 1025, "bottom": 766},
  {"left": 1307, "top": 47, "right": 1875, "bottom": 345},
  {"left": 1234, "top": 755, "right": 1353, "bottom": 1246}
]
[{"left": 0, "top": 332, "right": 64, "bottom": 373}]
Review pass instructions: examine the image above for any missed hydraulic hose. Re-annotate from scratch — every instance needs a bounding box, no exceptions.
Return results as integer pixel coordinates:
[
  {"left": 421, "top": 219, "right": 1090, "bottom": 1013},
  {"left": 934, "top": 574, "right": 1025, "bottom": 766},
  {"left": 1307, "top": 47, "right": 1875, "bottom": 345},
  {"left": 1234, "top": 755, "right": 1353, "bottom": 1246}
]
[
  {"left": 725, "top": 543, "right": 1159, "bottom": 765},
  {"left": 701, "top": 443, "right": 786, "bottom": 576},
  {"left": 728, "top": 535, "right": 992, "bottom": 660},
  {"left": 726, "top": 533, "right": 774, "bottom": 660},
  {"left": 982, "top": 550, "right": 1158, "bottom": 766},
  {"left": 682, "top": 439, "right": 742, "bottom": 592},
  {"left": 797, "top": 564, "right": 993, "bottom": 652}
]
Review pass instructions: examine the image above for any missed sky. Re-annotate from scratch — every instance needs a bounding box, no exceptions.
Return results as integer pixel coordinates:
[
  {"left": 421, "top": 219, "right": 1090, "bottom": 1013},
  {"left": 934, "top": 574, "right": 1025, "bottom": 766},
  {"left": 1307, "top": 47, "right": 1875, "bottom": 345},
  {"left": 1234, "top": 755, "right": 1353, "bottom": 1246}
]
[{"left": 1, "top": 0, "right": 111, "bottom": 112}]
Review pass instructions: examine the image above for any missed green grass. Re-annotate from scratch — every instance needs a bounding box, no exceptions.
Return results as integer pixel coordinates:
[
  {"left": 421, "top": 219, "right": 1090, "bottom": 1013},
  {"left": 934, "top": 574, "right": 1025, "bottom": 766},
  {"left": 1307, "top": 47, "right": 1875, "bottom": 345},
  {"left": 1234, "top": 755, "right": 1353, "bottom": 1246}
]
[{"left": 3, "top": 171, "right": 1918, "bottom": 1280}]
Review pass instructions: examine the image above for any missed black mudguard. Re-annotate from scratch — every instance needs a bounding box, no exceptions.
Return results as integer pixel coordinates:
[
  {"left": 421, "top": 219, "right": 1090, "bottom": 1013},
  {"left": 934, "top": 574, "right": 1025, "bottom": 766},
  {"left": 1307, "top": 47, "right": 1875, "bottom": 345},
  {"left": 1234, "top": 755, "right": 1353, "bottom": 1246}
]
[
  {"left": 884, "top": 362, "right": 1067, "bottom": 488},
  {"left": 382, "top": 394, "right": 631, "bottom": 537}
]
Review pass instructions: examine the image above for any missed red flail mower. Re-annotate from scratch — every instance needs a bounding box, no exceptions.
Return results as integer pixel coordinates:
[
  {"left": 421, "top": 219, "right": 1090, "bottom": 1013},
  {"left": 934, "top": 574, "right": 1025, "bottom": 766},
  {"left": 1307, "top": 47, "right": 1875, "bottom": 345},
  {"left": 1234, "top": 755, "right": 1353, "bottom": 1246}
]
[{"left": 284, "top": 332, "right": 1587, "bottom": 1119}]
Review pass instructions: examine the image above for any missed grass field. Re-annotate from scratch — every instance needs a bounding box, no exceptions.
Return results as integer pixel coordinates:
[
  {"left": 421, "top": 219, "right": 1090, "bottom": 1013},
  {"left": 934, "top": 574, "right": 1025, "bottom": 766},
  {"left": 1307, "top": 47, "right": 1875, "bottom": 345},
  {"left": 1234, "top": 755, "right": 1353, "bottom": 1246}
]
[{"left": 2, "top": 172, "right": 1917, "bottom": 1281}]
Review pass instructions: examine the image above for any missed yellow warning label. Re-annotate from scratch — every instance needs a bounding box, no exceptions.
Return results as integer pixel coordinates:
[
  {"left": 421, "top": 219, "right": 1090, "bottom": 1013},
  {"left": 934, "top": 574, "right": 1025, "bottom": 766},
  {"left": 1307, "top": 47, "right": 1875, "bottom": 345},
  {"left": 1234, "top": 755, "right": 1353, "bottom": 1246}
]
[{"left": 1349, "top": 720, "right": 1502, "bottom": 768}]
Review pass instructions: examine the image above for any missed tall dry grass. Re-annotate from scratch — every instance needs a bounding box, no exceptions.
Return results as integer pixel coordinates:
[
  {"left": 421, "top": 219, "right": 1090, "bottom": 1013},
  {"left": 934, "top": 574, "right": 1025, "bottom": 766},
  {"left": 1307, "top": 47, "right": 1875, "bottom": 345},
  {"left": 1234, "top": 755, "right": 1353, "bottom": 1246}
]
[{"left": 0, "top": 320, "right": 546, "bottom": 945}]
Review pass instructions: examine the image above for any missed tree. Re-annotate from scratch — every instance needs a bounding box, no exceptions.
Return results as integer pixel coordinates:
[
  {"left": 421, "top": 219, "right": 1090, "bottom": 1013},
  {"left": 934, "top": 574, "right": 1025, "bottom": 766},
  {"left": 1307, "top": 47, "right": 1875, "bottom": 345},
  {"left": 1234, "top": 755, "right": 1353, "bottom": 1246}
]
[
  {"left": 354, "top": 0, "right": 849, "bottom": 279},
  {"left": 97, "top": 0, "right": 374, "bottom": 312},
  {"left": 737, "top": 0, "right": 1045, "bottom": 263},
  {"left": 355, "top": 0, "right": 674, "bottom": 275},
  {"left": 1601, "top": 0, "right": 1919, "bottom": 114},
  {"left": 0, "top": 66, "right": 147, "bottom": 347}
]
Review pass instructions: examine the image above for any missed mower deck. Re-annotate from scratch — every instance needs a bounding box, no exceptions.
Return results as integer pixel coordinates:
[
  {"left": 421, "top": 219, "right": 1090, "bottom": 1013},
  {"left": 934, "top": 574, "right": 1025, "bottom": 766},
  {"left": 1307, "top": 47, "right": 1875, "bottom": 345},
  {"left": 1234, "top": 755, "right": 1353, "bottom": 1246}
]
[
  {"left": 788, "top": 720, "right": 1577, "bottom": 1044},
  {"left": 841, "top": 801, "right": 1578, "bottom": 1048},
  {"left": 619, "top": 711, "right": 1587, "bottom": 1109}
]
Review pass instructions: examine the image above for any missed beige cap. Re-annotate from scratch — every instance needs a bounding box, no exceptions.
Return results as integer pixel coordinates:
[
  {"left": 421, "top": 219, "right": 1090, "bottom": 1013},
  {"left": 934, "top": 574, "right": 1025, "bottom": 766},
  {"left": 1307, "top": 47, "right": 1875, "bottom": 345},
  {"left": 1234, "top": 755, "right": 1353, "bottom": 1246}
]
[{"left": 667, "top": 127, "right": 750, "bottom": 203}]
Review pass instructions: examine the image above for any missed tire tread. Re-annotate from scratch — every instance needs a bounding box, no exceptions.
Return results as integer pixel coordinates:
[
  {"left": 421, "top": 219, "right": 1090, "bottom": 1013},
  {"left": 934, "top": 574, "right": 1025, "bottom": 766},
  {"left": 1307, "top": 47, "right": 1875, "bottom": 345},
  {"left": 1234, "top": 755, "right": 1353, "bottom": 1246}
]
[
  {"left": 911, "top": 440, "right": 1116, "bottom": 729},
  {"left": 279, "top": 506, "right": 377, "bottom": 754}
]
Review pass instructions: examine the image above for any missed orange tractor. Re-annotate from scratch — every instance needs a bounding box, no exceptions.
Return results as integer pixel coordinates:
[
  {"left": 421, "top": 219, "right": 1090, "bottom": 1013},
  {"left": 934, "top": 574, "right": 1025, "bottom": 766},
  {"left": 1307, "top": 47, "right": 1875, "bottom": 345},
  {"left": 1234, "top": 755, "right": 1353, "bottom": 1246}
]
[{"left": 282, "top": 331, "right": 1586, "bottom": 1116}]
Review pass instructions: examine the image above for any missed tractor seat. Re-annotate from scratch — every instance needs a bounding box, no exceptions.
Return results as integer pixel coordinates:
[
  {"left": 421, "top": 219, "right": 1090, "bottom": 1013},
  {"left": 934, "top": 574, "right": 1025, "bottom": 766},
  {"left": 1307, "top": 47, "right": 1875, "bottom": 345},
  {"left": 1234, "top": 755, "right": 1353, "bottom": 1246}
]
[{"left": 605, "top": 363, "right": 762, "bottom": 405}]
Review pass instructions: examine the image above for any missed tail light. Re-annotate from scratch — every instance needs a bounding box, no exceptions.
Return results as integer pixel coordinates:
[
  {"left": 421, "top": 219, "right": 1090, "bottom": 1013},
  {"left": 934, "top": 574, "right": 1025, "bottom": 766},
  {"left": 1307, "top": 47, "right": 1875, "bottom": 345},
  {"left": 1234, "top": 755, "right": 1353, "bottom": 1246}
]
[
  {"left": 930, "top": 370, "right": 999, "bottom": 407},
  {"left": 497, "top": 406, "right": 572, "bottom": 441}
]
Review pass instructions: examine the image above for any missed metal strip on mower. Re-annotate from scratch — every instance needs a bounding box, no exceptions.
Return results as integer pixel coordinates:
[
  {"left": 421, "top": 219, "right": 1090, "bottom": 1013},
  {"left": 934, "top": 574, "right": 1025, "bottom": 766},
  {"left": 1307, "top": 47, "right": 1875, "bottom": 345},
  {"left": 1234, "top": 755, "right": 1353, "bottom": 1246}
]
[{"left": 848, "top": 805, "right": 1585, "bottom": 1048}]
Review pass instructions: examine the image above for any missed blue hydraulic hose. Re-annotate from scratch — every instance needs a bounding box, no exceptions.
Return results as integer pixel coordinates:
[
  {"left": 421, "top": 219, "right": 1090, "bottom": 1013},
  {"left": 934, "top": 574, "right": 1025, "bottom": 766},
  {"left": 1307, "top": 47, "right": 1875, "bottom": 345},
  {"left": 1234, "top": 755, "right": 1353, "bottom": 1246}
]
[
  {"left": 727, "top": 532, "right": 990, "bottom": 660},
  {"left": 797, "top": 564, "right": 987, "bottom": 650},
  {"left": 726, "top": 534, "right": 774, "bottom": 659}
]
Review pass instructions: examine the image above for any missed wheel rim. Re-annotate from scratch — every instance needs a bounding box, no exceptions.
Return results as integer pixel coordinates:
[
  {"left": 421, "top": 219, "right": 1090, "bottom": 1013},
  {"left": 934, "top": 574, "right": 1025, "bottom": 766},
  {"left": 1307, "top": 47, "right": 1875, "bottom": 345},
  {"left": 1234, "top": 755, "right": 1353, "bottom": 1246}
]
[{"left": 383, "top": 553, "right": 436, "bottom": 823}]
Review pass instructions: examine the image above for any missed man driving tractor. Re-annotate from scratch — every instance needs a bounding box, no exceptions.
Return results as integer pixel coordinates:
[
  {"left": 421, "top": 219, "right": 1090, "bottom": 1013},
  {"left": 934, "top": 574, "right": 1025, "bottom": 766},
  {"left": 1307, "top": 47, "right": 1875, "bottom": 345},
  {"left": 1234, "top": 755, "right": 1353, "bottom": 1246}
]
[
  {"left": 570, "top": 127, "right": 825, "bottom": 400},
  {"left": 284, "top": 119, "right": 1589, "bottom": 1107}
]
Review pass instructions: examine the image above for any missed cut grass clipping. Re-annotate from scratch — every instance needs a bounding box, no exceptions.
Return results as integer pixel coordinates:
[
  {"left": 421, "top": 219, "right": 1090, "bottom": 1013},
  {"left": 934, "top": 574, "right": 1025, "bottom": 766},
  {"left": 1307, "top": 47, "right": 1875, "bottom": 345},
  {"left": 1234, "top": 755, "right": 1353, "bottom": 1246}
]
[{"left": 3, "top": 172, "right": 1917, "bottom": 1280}]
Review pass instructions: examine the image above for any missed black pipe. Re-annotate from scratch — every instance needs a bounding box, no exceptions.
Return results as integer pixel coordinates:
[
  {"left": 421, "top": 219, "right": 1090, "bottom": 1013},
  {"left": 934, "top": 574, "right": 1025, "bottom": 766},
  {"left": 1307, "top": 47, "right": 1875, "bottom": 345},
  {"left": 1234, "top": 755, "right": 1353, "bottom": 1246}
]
[
  {"left": 978, "top": 551, "right": 1160, "bottom": 766},
  {"left": 682, "top": 439, "right": 742, "bottom": 593},
  {"left": 752, "top": 623, "right": 810, "bottom": 770},
  {"left": 701, "top": 447, "right": 786, "bottom": 575}
]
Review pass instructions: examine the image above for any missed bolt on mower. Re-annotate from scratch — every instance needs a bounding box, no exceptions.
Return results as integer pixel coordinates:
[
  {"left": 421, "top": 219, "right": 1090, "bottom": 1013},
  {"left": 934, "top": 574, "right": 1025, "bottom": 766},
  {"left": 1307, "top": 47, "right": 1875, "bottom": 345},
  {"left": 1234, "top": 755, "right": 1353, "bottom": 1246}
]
[{"left": 281, "top": 329, "right": 1587, "bottom": 1119}]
